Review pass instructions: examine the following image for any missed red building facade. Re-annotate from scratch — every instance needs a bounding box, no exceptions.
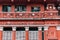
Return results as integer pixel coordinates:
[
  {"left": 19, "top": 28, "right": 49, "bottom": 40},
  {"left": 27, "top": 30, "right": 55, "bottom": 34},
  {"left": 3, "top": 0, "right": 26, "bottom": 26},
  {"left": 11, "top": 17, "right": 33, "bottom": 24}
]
[{"left": 0, "top": 0, "right": 60, "bottom": 40}]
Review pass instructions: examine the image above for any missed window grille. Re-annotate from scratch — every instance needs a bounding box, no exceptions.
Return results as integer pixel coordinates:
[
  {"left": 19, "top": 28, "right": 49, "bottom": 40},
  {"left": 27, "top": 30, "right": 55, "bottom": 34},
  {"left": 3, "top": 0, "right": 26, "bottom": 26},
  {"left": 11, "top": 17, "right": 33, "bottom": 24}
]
[
  {"left": 29, "top": 31, "right": 38, "bottom": 40},
  {"left": 16, "top": 27, "right": 25, "bottom": 40},
  {"left": 29, "top": 27, "right": 38, "bottom": 40},
  {"left": 15, "top": 5, "right": 26, "bottom": 12},
  {"left": 3, "top": 27, "right": 12, "bottom": 40},
  {"left": 16, "top": 31, "right": 25, "bottom": 40},
  {"left": 3, "top": 31, "right": 12, "bottom": 40}
]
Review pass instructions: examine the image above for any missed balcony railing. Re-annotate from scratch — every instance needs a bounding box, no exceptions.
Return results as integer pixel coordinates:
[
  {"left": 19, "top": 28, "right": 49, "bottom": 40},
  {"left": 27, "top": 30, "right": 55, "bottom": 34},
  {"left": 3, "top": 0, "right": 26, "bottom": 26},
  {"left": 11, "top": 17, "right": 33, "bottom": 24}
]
[
  {"left": 0, "top": 11, "right": 60, "bottom": 20},
  {"left": 0, "top": 12, "right": 44, "bottom": 20},
  {"left": 44, "top": 11, "right": 60, "bottom": 19}
]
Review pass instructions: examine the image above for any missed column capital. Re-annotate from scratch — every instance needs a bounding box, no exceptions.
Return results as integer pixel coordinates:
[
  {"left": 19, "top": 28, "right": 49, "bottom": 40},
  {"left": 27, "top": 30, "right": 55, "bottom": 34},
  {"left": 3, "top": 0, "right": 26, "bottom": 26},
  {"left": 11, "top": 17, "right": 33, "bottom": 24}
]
[
  {"left": 38, "top": 27, "right": 42, "bottom": 31},
  {"left": 12, "top": 27, "right": 16, "bottom": 31},
  {"left": 25, "top": 27, "right": 29, "bottom": 31},
  {"left": 44, "top": 26, "right": 49, "bottom": 30},
  {"left": 56, "top": 26, "right": 60, "bottom": 30},
  {"left": 0, "top": 27, "right": 3, "bottom": 31}
]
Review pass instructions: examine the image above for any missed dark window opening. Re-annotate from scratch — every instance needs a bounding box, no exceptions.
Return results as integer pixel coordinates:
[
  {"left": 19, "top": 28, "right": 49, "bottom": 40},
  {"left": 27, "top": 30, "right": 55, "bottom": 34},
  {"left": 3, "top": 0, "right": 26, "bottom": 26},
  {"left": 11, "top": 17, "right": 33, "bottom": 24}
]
[
  {"left": 56, "top": 4, "right": 60, "bottom": 16},
  {"left": 42, "top": 27, "right": 44, "bottom": 40},
  {"left": 57, "top": 4, "right": 60, "bottom": 10},
  {"left": 31, "top": 7, "right": 40, "bottom": 12},
  {"left": 2, "top": 5, "right": 11, "bottom": 12},
  {"left": 58, "top": 11, "right": 60, "bottom": 15},
  {"left": 44, "top": 4, "right": 47, "bottom": 10},
  {"left": 55, "top": 4, "right": 58, "bottom": 10},
  {"left": 3, "top": 27, "right": 12, "bottom": 31},
  {"left": 42, "top": 27, "right": 44, "bottom": 31},
  {"left": 15, "top": 5, "right": 26, "bottom": 12},
  {"left": 29, "top": 27, "right": 38, "bottom": 31},
  {"left": 16, "top": 27, "right": 25, "bottom": 31}
]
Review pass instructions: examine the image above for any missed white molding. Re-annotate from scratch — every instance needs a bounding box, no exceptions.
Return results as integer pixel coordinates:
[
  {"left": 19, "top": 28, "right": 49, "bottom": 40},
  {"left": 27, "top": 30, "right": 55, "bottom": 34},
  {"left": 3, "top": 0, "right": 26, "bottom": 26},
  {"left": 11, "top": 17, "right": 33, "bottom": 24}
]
[
  {"left": 0, "top": 27, "right": 3, "bottom": 31},
  {"left": 0, "top": 18, "right": 59, "bottom": 20},
  {"left": 44, "top": 26, "right": 49, "bottom": 30},
  {"left": 12, "top": 27, "right": 16, "bottom": 31},
  {"left": 45, "top": 11, "right": 58, "bottom": 12},
  {"left": 25, "top": 27, "right": 29, "bottom": 31},
  {"left": 0, "top": 18, "right": 43, "bottom": 20},
  {"left": 0, "top": 25, "right": 44, "bottom": 27},
  {"left": 56, "top": 26, "right": 60, "bottom": 30},
  {"left": 38, "top": 27, "right": 42, "bottom": 31}
]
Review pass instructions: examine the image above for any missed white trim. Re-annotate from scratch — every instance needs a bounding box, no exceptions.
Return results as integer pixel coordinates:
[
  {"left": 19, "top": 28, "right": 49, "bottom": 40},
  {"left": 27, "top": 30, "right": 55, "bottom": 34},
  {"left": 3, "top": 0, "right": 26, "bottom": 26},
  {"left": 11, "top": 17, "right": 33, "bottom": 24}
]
[
  {"left": 44, "top": 26, "right": 49, "bottom": 30},
  {"left": 0, "top": 25, "right": 44, "bottom": 27},
  {"left": 0, "top": 27, "right": 3, "bottom": 31},
  {"left": 0, "top": 18, "right": 60, "bottom": 20},
  {"left": 38, "top": 27, "right": 42, "bottom": 31},
  {"left": 44, "top": 24, "right": 58, "bottom": 26},
  {"left": 0, "top": 24, "right": 58, "bottom": 27},
  {"left": 45, "top": 11, "right": 58, "bottom": 12},
  {"left": 0, "top": 25, "right": 58, "bottom": 27},
  {"left": 42, "top": 18, "right": 60, "bottom": 19},
  {"left": 12, "top": 27, "right": 16, "bottom": 31},
  {"left": 25, "top": 27, "right": 29, "bottom": 31},
  {"left": 0, "top": 18, "right": 43, "bottom": 20},
  {"left": 56, "top": 26, "right": 60, "bottom": 30}
]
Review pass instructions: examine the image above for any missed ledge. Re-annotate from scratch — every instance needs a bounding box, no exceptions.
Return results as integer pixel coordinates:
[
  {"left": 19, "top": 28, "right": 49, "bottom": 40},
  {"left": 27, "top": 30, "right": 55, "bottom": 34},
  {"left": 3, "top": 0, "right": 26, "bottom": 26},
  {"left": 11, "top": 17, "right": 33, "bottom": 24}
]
[
  {"left": 0, "top": 25, "right": 44, "bottom": 27},
  {"left": 48, "top": 37, "right": 58, "bottom": 40},
  {"left": 0, "top": 18, "right": 59, "bottom": 20},
  {"left": 0, "top": 18, "right": 43, "bottom": 20}
]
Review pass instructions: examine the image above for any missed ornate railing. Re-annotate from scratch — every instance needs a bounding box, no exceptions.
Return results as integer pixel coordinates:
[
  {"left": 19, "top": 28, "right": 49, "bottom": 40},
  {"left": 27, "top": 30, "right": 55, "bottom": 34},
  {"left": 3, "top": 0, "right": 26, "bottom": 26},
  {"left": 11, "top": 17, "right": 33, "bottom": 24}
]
[
  {"left": 44, "top": 11, "right": 60, "bottom": 19},
  {"left": 0, "top": 12, "right": 44, "bottom": 20},
  {"left": 0, "top": 11, "right": 60, "bottom": 20}
]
